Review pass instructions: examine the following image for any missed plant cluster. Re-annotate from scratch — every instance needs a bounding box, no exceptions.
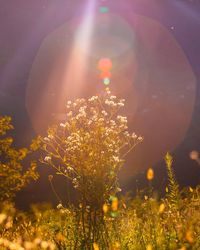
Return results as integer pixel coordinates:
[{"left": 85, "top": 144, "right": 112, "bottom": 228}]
[
  {"left": 0, "top": 180, "right": 200, "bottom": 250},
  {"left": 0, "top": 116, "right": 39, "bottom": 201},
  {"left": 40, "top": 88, "right": 143, "bottom": 248},
  {"left": 41, "top": 88, "right": 142, "bottom": 205}
]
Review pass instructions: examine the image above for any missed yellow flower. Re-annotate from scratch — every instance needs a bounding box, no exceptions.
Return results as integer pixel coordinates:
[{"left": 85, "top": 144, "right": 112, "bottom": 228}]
[
  {"left": 111, "top": 197, "right": 118, "bottom": 211},
  {"left": 146, "top": 244, "right": 152, "bottom": 250},
  {"left": 147, "top": 168, "right": 154, "bottom": 181},
  {"left": 159, "top": 203, "right": 165, "bottom": 214},
  {"left": 112, "top": 241, "right": 121, "bottom": 249},
  {"left": 114, "top": 241, "right": 120, "bottom": 248},
  {"left": 19, "top": 148, "right": 28, "bottom": 159},
  {"left": 0, "top": 213, "right": 7, "bottom": 224},
  {"left": 189, "top": 187, "right": 193, "bottom": 193},
  {"left": 186, "top": 230, "right": 194, "bottom": 243},
  {"left": 56, "top": 232, "right": 65, "bottom": 242},
  {"left": 24, "top": 241, "right": 34, "bottom": 250},
  {"left": 103, "top": 204, "right": 109, "bottom": 214},
  {"left": 93, "top": 242, "right": 99, "bottom": 250}
]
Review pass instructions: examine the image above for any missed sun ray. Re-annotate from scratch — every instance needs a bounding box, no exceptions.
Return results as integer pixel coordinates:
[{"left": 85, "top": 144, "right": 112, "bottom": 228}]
[{"left": 60, "top": 0, "right": 96, "bottom": 101}]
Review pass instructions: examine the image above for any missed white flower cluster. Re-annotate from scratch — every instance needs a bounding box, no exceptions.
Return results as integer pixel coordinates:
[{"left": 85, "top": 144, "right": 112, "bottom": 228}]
[
  {"left": 76, "top": 106, "right": 87, "bottom": 119},
  {"left": 117, "top": 115, "right": 127, "bottom": 124},
  {"left": 42, "top": 88, "right": 143, "bottom": 193},
  {"left": 88, "top": 96, "right": 98, "bottom": 102},
  {"left": 104, "top": 94, "right": 125, "bottom": 107},
  {"left": 102, "top": 110, "right": 108, "bottom": 116}
]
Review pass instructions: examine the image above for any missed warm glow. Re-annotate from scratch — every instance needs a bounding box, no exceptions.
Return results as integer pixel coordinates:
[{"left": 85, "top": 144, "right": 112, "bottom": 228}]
[
  {"left": 62, "top": 0, "right": 96, "bottom": 98},
  {"left": 147, "top": 168, "right": 154, "bottom": 181},
  {"left": 97, "top": 58, "right": 112, "bottom": 72},
  {"left": 100, "top": 71, "right": 112, "bottom": 79},
  {"left": 103, "top": 78, "right": 110, "bottom": 85}
]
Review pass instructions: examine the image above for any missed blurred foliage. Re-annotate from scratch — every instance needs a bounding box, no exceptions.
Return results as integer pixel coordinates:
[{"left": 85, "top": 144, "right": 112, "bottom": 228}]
[
  {"left": 0, "top": 116, "right": 40, "bottom": 201},
  {"left": 0, "top": 182, "right": 200, "bottom": 249}
]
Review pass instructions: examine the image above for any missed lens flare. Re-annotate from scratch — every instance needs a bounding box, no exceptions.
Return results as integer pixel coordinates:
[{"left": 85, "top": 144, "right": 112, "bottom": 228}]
[
  {"left": 103, "top": 78, "right": 110, "bottom": 85},
  {"left": 98, "top": 58, "right": 112, "bottom": 72},
  {"left": 100, "top": 71, "right": 112, "bottom": 79},
  {"left": 26, "top": 12, "right": 196, "bottom": 180},
  {"left": 99, "top": 6, "right": 109, "bottom": 13},
  {"left": 98, "top": 58, "right": 112, "bottom": 86}
]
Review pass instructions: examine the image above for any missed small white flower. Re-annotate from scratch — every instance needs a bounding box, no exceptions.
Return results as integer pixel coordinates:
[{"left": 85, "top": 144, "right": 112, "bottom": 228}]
[
  {"left": 105, "top": 87, "right": 111, "bottom": 94},
  {"left": 98, "top": 118, "right": 104, "bottom": 122},
  {"left": 79, "top": 106, "right": 86, "bottom": 112},
  {"left": 44, "top": 137, "right": 50, "bottom": 142},
  {"left": 111, "top": 101, "right": 117, "bottom": 107},
  {"left": 48, "top": 134, "right": 54, "bottom": 139},
  {"left": 110, "top": 95, "right": 116, "bottom": 99},
  {"left": 105, "top": 100, "right": 116, "bottom": 107},
  {"left": 113, "top": 156, "right": 120, "bottom": 162},
  {"left": 102, "top": 111, "right": 108, "bottom": 116},
  {"left": 124, "top": 131, "right": 129, "bottom": 137},
  {"left": 138, "top": 136, "right": 143, "bottom": 141},
  {"left": 44, "top": 156, "right": 51, "bottom": 162},
  {"left": 118, "top": 116, "right": 127, "bottom": 123},
  {"left": 110, "top": 120, "right": 116, "bottom": 126},
  {"left": 132, "top": 133, "right": 137, "bottom": 139},
  {"left": 60, "top": 123, "right": 66, "bottom": 128},
  {"left": 105, "top": 99, "right": 110, "bottom": 105},
  {"left": 88, "top": 96, "right": 98, "bottom": 102},
  {"left": 57, "top": 203, "right": 63, "bottom": 209}
]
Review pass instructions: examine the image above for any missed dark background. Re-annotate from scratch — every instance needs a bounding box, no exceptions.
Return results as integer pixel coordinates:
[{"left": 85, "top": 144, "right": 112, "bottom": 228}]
[{"left": 0, "top": 0, "right": 200, "bottom": 209}]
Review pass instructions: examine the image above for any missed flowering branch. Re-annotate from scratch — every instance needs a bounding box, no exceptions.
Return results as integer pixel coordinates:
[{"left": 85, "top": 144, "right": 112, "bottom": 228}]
[{"left": 41, "top": 88, "right": 143, "bottom": 205}]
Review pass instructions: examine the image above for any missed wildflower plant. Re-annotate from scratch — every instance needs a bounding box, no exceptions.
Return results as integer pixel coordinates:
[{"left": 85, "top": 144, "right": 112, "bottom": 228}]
[
  {"left": 0, "top": 116, "right": 39, "bottom": 201},
  {"left": 165, "top": 153, "right": 180, "bottom": 209},
  {"left": 41, "top": 88, "right": 143, "bottom": 248}
]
